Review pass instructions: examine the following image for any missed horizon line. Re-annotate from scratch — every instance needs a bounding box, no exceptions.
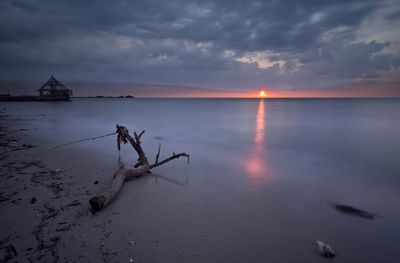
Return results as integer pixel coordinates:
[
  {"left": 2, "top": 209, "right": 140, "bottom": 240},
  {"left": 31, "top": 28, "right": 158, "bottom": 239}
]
[{"left": 71, "top": 96, "right": 400, "bottom": 99}]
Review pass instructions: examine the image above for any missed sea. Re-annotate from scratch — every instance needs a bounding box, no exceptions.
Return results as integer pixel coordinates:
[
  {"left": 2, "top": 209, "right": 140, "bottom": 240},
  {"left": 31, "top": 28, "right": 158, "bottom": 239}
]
[{"left": 3, "top": 98, "right": 400, "bottom": 262}]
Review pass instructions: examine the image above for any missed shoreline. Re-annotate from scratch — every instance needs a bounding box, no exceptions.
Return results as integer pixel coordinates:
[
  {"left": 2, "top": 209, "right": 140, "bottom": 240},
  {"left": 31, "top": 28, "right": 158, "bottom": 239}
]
[{"left": 0, "top": 109, "right": 103, "bottom": 262}]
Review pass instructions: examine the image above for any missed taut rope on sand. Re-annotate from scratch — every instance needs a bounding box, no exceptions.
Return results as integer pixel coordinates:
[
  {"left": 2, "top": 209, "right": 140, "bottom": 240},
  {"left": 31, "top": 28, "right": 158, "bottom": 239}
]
[{"left": 32, "top": 131, "right": 117, "bottom": 159}]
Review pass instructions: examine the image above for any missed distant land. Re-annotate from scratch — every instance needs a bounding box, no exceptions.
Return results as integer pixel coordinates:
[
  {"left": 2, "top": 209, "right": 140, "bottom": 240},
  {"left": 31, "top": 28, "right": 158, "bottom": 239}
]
[
  {"left": 0, "top": 82, "right": 235, "bottom": 98},
  {"left": 1, "top": 82, "right": 400, "bottom": 98},
  {"left": 74, "top": 95, "right": 135, "bottom": 98}
]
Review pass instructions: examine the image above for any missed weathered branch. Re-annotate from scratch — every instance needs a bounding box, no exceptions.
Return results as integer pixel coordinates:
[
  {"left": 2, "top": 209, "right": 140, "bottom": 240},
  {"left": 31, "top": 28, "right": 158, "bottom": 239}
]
[
  {"left": 89, "top": 163, "right": 149, "bottom": 211},
  {"left": 150, "top": 152, "right": 189, "bottom": 169},
  {"left": 89, "top": 124, "right": 189, "bottom": 211}
]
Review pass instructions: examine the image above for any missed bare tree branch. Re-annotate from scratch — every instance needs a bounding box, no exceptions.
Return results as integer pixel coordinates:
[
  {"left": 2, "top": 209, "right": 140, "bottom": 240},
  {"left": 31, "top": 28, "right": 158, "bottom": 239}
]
[
  {"left": 89, "top": 124, "right": 189, "bottom": 211},
  {"left": 150, "top": 152, "right": 189, "bottom": 169}
]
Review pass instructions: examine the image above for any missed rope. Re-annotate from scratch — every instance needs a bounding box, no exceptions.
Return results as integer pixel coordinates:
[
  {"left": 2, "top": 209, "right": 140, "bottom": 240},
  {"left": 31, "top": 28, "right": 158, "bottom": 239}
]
[{"left": 32, "top": 131, "right": 117, "bottom": 159}]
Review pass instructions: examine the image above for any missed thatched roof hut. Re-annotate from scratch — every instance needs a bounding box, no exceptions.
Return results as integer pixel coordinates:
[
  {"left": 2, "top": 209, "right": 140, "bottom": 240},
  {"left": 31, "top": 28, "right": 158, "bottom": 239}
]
[{"left": 37, "top": 75, "right": 72, "bottom": 100}]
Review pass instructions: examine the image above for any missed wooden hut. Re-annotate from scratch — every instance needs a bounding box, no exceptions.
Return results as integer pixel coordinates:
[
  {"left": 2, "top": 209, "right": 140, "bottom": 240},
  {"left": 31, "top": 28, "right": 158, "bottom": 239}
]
[{"left": 37, "top": 75, "right": 72, "bottom": 100}]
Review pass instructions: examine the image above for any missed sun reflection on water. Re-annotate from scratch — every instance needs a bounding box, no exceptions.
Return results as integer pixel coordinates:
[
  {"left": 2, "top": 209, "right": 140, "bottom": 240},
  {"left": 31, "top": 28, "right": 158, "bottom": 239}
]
[
  {"left": 255, "top": 99, "right": 265, "bottom": 143},
  {"left": 245, "top": 99, "right": 270, "bottom": 182}
]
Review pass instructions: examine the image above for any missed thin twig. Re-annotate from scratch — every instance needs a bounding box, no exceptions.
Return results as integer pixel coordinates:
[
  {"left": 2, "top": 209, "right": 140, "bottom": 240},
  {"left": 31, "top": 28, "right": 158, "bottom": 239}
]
[
  {"left": 138, "top": 130, "right": 145, "bottom": 139},
  {"left": 155, "top": 143, "right": 161, "bottom": 164},
  {"left": 150, "top": 152, "right": 189, "bottom": 169}
]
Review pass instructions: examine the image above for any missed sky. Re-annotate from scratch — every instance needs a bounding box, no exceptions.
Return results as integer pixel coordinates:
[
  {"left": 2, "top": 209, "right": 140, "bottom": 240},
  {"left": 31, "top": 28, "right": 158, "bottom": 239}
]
[{"left": 0, "top": 0, "right": 400, "bottom": 97}]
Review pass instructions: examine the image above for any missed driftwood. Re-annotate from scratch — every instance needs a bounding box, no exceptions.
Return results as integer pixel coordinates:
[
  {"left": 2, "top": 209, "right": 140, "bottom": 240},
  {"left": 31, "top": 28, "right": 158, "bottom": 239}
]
[{"left": 89, "top": 124, "right": 189, "bottom": 211}]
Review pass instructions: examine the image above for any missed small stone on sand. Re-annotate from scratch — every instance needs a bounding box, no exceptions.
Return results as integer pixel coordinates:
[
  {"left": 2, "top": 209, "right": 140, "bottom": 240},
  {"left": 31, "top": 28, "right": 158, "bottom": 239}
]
[{"left": 30, "top": 197, "right": 37, "bottom": 204}]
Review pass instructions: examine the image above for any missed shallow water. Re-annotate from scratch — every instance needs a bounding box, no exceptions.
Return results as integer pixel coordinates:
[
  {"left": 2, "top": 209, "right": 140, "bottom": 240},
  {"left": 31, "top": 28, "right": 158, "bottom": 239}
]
[{"left": 3, "top": 98, "right": 400, "bottom": 262}]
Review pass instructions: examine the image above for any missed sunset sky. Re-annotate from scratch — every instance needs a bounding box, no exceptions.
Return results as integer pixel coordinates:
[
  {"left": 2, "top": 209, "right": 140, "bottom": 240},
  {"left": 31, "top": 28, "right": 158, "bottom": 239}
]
[{"left": 0, "top": 0, "right": 399, "bottom": 97}]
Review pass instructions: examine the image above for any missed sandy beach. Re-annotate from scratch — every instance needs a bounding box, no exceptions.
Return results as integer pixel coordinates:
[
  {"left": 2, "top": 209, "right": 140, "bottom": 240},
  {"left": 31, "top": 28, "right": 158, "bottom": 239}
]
[
  {"left": 0, "top": 109, "right": 93, "bottom": 261},
  {"left": 0, "top": 104, "right": 216, "bottom": 262},
  {"left": 1, "top": 99, "right": 400, "bottom": 263}
]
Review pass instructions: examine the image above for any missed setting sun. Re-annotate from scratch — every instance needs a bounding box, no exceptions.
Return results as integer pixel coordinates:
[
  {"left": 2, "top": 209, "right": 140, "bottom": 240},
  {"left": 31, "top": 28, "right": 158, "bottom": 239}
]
[{"left": 259, "top": 90, "right": 266, "bottom": 97}]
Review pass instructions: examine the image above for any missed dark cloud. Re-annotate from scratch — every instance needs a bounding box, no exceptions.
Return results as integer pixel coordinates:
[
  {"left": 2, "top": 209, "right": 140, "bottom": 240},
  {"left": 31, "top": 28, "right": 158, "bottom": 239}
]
[
  {"left": 0, "top": 0, "right": 399, "bottom": 94},
  {"left": 386, "top": 9, "right": 400, "bottom": 21}
]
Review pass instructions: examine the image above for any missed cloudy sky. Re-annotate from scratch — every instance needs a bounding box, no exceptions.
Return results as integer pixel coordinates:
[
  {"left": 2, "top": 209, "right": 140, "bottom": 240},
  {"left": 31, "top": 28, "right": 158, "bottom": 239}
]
[{"left": 1, "top": 0, "right": 400, "bottom": 97}]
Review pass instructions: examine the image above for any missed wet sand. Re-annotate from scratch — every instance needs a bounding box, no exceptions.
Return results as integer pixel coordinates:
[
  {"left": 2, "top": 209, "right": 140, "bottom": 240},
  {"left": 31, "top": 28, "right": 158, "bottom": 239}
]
[
  {"left": 1, "top": 100, "right": 400, "bottom": 263},
  {"left": 0, "top": 110, "right": 93, "bottom": 261}
]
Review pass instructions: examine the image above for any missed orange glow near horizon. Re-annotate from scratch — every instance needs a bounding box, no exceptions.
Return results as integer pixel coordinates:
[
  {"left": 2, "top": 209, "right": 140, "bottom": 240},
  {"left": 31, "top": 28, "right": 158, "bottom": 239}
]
[
  {"left": 221, "top": 86, "right": 400, "bottom": 99},
  {"left": 66, "top": 83, "right": 400, "bottom": 98}
]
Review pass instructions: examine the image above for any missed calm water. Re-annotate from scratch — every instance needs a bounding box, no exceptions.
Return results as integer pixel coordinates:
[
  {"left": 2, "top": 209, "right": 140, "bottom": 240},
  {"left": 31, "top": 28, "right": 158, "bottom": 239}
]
[{"left": 3, "top": 98, "right": 400, "bottom": 262}]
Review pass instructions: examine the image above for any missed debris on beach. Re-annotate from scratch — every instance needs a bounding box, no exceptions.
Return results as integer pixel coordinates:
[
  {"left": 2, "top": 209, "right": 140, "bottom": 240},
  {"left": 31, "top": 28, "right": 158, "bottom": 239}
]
[
  {"left": 334, "top": 204, "right": 376, "bottom": 220},
  {"left": 67, "top": 200, "right": 81, "bottom": 207},
  {"left": 0, "top": 191, "right": 18, "bottom": 203},
  {"left": 30, "top": 197, "right": 37, "bottom": 204},
  {"left": 2, "top": 244, "right": 18, "bottom": 261},
  {"left": 89, "top": 124, "right": 189, "bottom": 211},
  {"left": 4, "top": 143, "right": 37, "bottom": 153},
  {"left": 316, "top": 240, "right": 336, "bottom": 258}
]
